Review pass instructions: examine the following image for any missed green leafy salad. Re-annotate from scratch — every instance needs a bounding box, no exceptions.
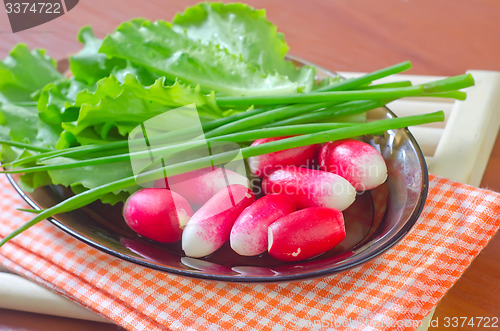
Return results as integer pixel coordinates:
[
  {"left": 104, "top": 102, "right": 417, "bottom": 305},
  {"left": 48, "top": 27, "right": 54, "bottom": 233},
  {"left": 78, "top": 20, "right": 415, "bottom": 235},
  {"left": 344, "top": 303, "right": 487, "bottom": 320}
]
[{"left": 0, "top": 2, "right": 474, "bottom": 246}]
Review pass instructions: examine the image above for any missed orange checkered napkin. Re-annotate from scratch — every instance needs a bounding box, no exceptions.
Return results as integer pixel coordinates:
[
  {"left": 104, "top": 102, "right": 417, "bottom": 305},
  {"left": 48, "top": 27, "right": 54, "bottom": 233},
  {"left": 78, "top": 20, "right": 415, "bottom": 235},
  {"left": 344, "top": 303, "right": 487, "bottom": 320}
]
[{"left": 0, "top": 174, "right": 499, "bottom": 331}]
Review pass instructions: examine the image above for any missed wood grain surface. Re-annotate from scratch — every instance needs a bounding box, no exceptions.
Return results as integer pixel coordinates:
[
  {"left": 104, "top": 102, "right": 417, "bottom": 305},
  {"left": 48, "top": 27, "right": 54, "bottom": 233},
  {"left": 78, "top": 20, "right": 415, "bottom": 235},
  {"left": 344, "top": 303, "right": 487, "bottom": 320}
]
[{"left": 0, "top": 0, "right": 499, "bottom": 329}]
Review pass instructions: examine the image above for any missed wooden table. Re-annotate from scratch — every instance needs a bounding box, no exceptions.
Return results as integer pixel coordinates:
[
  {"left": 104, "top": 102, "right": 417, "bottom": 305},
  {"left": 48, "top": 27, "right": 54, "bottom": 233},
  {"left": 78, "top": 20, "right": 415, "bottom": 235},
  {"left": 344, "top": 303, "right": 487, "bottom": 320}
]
[{"left": 1, "top": 0, "right": 499, "bottom": 329}]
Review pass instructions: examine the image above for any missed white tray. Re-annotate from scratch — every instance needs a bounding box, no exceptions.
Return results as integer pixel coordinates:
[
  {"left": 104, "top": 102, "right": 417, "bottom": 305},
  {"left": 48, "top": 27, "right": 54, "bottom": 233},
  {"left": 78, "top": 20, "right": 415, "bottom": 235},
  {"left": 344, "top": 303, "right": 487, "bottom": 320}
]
[{"left": 1, "top": 70, "right": 500, "bottom": 325}]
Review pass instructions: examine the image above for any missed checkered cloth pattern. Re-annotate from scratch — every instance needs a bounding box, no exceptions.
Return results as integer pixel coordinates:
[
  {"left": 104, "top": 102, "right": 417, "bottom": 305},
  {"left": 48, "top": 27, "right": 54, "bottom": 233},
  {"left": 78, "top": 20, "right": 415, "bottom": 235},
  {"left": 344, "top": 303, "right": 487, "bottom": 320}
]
[{"left": 0, "top": 174, "right": 499, "bottom": 331}]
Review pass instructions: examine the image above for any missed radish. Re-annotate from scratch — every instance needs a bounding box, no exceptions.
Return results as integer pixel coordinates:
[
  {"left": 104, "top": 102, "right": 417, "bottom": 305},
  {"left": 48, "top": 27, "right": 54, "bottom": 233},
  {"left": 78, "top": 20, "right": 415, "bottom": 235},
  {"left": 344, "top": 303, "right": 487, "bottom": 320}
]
[
  {"left": 247, "top": 136, "right": 319, "bottom": 177},
  {"left": 230, "top": 194, "right": 296, "bottom": 256},
  {"left": 318, "top": 138, "right": 388, "bottom": 191},
  {"left": 268, "top": 207, "right": 346, "bottom": 261},
  {"left": 262, "top": 167, "right": 356, "bottom": 211},
  {"left": 123, "top": 188, "right": 193, "bottom": 243},
  {"left": 154, "top": 166, "right": 249, "bottom": 206},
  {"left": 182, "top": 184, "right": 255, "bottom": 258}
]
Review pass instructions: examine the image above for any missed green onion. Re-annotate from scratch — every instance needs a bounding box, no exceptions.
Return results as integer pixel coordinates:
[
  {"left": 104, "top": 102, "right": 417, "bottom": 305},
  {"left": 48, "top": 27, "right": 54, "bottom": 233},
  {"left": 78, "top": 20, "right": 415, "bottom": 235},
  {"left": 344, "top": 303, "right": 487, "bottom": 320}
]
[
  {"left": 2, "top": 106, "right": 271, "bottom": 168},
  {"left": 216, "top": 73, "right": 475, "bottom": 108},
  {"left": 1, "top": 123, "right": 357, "bottom": 174},
  {"left": 316, "top": 60, "right": 412, "bottom": 92},
  {"left": 216, "top": 86, "right": 424, "bottom": 107},
  {"left": 265, "top": 99, "right": 389, "bottom": 128},
  {"left": 204, "top": 102, "right": 333, "bottom": 138},
  {"left": 0, "top": 140, "right": 52, "bottom": 153},
  {"left": 421, "top": 73, "right": 475, "bottom": 93},
  {"left": 356, "top": 81, "right": 413, "bottom": 90}
]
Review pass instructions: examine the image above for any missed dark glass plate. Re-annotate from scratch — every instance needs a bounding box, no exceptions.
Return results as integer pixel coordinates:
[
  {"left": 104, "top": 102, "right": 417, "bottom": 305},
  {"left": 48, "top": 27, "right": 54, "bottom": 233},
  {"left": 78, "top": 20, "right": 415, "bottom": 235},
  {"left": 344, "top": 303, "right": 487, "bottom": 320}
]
[{"left": 7, "top": 58, "right": 428, "bottom": 282}]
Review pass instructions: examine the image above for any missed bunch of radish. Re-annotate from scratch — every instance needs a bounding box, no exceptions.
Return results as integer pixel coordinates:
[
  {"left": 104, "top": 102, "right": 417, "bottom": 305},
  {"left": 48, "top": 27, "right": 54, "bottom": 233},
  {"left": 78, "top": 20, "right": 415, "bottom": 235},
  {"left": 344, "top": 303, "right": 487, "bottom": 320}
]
[{"left": 122, "top": 137, "right": 388, "bottom": 262}]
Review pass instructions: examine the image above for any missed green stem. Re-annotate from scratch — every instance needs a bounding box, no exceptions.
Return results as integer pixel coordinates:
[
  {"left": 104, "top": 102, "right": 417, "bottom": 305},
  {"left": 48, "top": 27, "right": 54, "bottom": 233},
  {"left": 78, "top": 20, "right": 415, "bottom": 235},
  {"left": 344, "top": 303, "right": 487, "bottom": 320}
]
[
  {"left": 2, "top": 106, "right": 271, "bottom": 168},
  {"left": 357, "top": 81, "right": 412, "bottom": 90},
  {"left": 316, "top": 61, "right": 412, "bottom": 92},
  {"left": 265, "top": 99, "right": 388, "bottom": 128},
  {"left": 241, "top": 111, "right": 444, "bottom": 157},
  {"left": 422, "top": 91, "right": 467, "bottom": 100},
  {"left": 216, "top": 86, "right": 423, "bottom": 107},
  {"left": 1, "top": 123, "right": 356, "bottom": 174},
  {"left": 204, "top": 102, "right": 332, "bottom": 138},
  {"left": 0, "top": 140, "right": 52, "bottom": 153},
  {"left": 421, "top": 73, "right": 474, "bottom": 93},
  {"left": 216, "top": 73, "right": 475, "bottom": 108}
]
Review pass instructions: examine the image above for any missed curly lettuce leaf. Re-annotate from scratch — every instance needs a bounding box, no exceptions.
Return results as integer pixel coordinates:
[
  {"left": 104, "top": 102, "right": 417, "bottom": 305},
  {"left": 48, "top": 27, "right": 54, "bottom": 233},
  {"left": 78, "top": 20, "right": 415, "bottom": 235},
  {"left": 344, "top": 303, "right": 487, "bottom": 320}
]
[
  {"left": 0, "top": 44, "right": 64, "bottom": 153},
  {"left": 0, "top": 103, "right": 39, "bottom": 144},
  {"left": 0, "top": 100, "right": 55, "bottom": 168},
  {"left": 69, "top": 26, "right": 122, "bottom": 86},
  {"left": 0, "top": 44, "right": 63, "bottom": 104},
  {"left": 172, "top": 2, "right": 315, "bottom": 91},
  {"left": 99, "top": 18, "right": 303, "bottom": 96},
  {"left": 58, "top": 74, "right": 224, "bottom": 148},
  {"left": 0, "top": 100, "right": 60, "bottom": 191},
  {"left": 69, "top": 26, "right": 158, "bottom": 86},
  {"left": 35, "top": 78, "right": 88, "bottom": 148},
  {"left": 0, "top": 100, "right": 55, "bottom": 192}
]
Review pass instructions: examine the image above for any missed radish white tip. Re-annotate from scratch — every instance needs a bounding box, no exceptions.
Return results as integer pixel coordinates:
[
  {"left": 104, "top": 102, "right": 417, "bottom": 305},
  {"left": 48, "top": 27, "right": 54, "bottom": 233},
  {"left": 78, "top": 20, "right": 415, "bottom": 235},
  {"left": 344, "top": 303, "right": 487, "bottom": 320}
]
[
  {"left": 291, "top": 247, "right": 301, "bottom": 257},
  {"left": 182, "top": 238, "right": 209, "bottom": 258},
  {"left": 177, "top": 209, "right": 190, "bottom": 229},
  {"left": 247, "top": 157, "right": 259, "bottom": 174},
  {"left": 268, "top": 229, "right": 273, "bottom": 251}
]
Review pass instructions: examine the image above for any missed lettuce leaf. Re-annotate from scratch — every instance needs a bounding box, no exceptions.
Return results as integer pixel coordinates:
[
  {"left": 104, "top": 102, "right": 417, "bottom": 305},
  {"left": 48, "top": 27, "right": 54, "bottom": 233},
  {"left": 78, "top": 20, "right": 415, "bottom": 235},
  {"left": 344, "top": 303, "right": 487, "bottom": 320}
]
[
  {"left": 99, "top": 18, "right": 304, "bottom": 96},
  {"left": 69, "top": 26, "right": 158, "bottom": 86},
  {"left": 0, "top": 44, "right": 63, "bottom": 153},
  {"left": 45, "top": 157, "right": 140, "bottom": 205},
  {"left": 0, "top": 44, "right": 63, "bottom": 104},
  {"left": 58, "top": 74, "right": 224, "bottom": 148},
  {"left": 35, "top": 78, "right": 87, "bottom": 148},
  {"left": 69, "top": 26, "right": 122, "bottom": 86},
  {"left": 0, "top": 103, "right": 39, "bottom": 144},
  {"left": 172, "top": 2, "right": 315, "bottom": 91}
]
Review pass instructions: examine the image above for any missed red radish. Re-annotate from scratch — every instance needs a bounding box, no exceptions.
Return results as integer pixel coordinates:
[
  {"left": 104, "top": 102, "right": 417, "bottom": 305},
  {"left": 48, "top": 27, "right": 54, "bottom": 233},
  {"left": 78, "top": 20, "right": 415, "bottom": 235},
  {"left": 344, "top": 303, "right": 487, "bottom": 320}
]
[
  {"left": 154, "top": 167, "right": 212, "bottom": 188},
  {"left": 262, "top": 167, "right": 356, "bottom": 211},
  {"left": 268, "top": 207, "right": 346, "bottom": 261},
  {"left": 247, "top": 136, "right": 319, "bottom": 177},
  {"left": 154, "top": 166, "right": 249, "bottom": 206},
  {"left": 182, "top": 184, "right": 255, "bottom": 258},
  {"left": 319, "top": 139, "right": 388, "bottom": 191},
  {"left": 230, "top": 194, "right": 296, "bottom": 256},
  {"left": 123, "top": 188, "right": 193, "bottom": 243}
]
